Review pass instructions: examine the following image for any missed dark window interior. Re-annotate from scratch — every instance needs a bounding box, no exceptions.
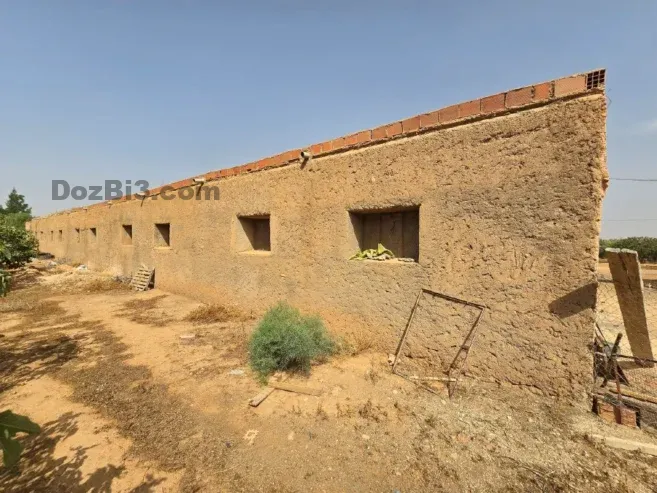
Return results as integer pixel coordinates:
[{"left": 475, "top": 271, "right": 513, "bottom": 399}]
[
  {"left": 154, "top": 223, "right": 171, "bottom": 247},
  {"left": 122, "top": 225, "right": 133, "bottom": 245},
  {"left": 238, "top": 215, "right": 271, "bottom": 251},
  {"left": 350, "top": 207, "right": 419, "bottom": 261}
]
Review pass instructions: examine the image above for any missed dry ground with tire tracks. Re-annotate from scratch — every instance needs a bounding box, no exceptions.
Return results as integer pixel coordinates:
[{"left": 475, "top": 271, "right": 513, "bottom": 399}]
[{"left": 1, "top": 261, "right": 657, "bottom": 492}]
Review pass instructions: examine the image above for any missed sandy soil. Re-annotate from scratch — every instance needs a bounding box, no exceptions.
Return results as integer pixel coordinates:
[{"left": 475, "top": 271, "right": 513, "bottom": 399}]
[
  {"left": 1, "top": 262, "right": 657, "bottom": 492},
  {"left": 598, "top": 261, "right": 657, "bottom": 281}
]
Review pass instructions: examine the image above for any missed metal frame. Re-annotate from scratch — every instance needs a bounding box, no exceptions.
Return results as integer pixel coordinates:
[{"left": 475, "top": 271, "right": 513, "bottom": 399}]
[{"left": 392, "top": 288, "right": 486, "bottom": 398}]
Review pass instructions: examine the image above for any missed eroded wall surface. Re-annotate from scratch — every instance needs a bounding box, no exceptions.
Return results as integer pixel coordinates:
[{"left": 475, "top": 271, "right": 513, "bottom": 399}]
[{"left": 29, "top": 91, "right": 607, "bottom": 397}]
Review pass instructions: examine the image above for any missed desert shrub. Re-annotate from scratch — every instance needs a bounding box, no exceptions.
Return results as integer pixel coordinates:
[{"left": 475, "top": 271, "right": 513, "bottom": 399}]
[
  {"left": 0, "top": 220, "right": 38, "bottom": 268},
  {"left": 249, "top": 302, "right": 335, "bottom": 379},
  {"left": 599, "top": 237, "right": 657, "bottom": 263}
]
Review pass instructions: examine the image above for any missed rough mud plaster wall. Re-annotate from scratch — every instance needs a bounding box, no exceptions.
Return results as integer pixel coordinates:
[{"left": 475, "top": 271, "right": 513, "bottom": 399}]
[{"left": 31, "top": 94, "right": 606, "bottom": 397}]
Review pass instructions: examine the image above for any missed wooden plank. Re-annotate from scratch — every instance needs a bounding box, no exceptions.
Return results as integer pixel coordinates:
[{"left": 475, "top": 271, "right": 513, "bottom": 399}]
[
  {"left": 249, "top": 387, "right": 275, "bottom": 407},
  {"left": 270, "top": 382, "right": 322, "bottom": 396},
  {"left": 606, "top": 249, "right": 654, "bottom": 361},
  {"left": 599, "top": 385, "right": 657, "bottom": 406},
  {"left": 587, "top": 434, "right": 657, "bottom": 455},
  {"left": 380, "top": 212, "right": 403, "bottom": 257},
  {"left": 362, "top": 214, "right": 380, "bottom": 251}
]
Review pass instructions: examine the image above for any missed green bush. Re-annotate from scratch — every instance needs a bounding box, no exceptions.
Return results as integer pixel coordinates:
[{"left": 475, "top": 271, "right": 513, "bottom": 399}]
[
  {"left": 249, "top": 302, "right": 335, "bottom": 380},
  {"left": 599, "top": 237, "right": 657, "bottom": 263},
  {"left": 0, "top": 212, "right": 31, "bottom": 230},
  {"left": 0, "top": 410, "right": 40, "bottom": 467},
  {"left": 0, "top": 219, "right": 38, "bottom": 269}
]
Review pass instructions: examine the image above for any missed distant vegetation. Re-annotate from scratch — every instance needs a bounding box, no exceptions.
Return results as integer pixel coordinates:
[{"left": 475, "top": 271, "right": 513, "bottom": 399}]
[
  {"left": 0, "top": 188, "right": 37, "bottom": 296},
  {"left": 0, "top": 188, "right": 32, "bottom": 228},
  {"left": 600, "top": 237, "right": 657, "bottom": 263}
]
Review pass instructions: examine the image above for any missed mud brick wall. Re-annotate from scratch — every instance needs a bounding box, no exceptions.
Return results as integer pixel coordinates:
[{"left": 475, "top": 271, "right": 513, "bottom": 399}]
[{"left": 29, "top": 70, "right": 608, "bottom": 397}]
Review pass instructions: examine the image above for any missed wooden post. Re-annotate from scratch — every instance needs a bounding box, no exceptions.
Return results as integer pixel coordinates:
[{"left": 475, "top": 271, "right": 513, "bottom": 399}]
[{"left": 606, "top": 248, "right": 654, "bottom": 362}]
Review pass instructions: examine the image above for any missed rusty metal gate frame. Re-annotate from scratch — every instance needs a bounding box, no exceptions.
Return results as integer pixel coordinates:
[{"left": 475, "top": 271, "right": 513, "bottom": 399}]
[{"left": 391, "top": 288, "right": 486, "bottom": 398}]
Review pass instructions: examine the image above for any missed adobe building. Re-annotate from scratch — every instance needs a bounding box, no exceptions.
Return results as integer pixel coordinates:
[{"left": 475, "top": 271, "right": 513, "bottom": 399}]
[{"left": 28, "top": 69, "right": 608, "bottom": 397}]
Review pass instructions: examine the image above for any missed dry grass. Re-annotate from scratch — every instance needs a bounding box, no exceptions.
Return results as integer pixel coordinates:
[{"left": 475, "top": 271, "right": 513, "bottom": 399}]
[
  {"left": 358, "top": 399, "right": 387, "bottom": 422},
  {"left": 341, "top": 328, "right": 374, "bottom": 356},
  {"left": 315, "top": 403, "right": 329, "bottom": 420},
  {"left": 82, "top": 278, "right": 132, "bottom": 294},
  {"left": 128, "top": 311, "right": 172, "bottom": 327},
  {"left": 424, "top": 414, "right": 437, "bottom": 429},
  {"left": 117, "top": 295, "right": 172, "bottom": 327},
  {"left": 365, "top": 363, "right": 380, "bottom": 385},
  {"left": 335, "top": 402, "right": 354, "bottom": 418},
  {"left": 183, "top": 303, "right": 247, "bottom": 324},
  {"left": 1, "top": 299, "right": 68, "bottom": 326},
  {"left": 0, "top": 294, "right": 42, "bottom": 314},
  {"left": 121, "top": 295, "right": 168, "bottom": 312}
]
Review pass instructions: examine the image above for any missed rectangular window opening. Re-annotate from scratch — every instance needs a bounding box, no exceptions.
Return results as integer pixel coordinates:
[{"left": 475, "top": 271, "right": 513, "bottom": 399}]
[
  {"left": 122, "top": 224, "right": 133, "bottom": 245},
  {"left": 90, "top": 227, "right": 97, "bottom": 241},
  {"left": 75, "top": 228, "right": 80, "bottom": 242},
  {"left": 154, "top": 223, "right": 171, "bottom": 247},
  {"left": 58, "top": 230, "right": 63, "bottom": 242},
  {"left": 50, "top": 231, "right": 54, "bottom": 241},
  {"left": 349, "top": 206, "right": 419, "bottom": 261},
  {"left": 237, "top": 215, "right": 271, "bottom": 252}
]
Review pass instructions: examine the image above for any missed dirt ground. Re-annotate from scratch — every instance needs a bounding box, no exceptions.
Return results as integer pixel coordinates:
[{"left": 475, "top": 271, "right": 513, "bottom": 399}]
[
  {"left": 598, "top": 261, "right": 657, "bottom": 281},
  {"left": 2, "top": 262, "right": 657, "bottom": 492}
]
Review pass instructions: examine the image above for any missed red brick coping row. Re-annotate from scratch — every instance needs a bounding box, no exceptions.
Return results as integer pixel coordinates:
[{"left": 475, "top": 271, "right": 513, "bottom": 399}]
[{"left": 35, "top": 69, "right": 605, "bottom": 218}]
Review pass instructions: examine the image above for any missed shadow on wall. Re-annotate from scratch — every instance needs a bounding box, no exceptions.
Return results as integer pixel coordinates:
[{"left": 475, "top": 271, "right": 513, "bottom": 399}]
[
  {"left": 0, "top": 411, "right": 164, "bottom": 492},
  {"left": 548, "top": 283, "right": 597, "bottom": 318}
]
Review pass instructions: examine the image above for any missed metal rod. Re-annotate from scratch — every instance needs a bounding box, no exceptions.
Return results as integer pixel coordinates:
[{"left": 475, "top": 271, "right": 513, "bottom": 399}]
[
  {"left": 420, "top": 288, "right": 486, "bottom": 309},
  {"left": 391, "top": 289, "right": 423, "bottom": 374},
  {"left": 448, "top": 306, "right": 485, "bottom": 398}
]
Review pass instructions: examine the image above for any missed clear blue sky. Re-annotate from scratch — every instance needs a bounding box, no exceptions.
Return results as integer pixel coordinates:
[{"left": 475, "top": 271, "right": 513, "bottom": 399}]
[{"left": 1, "top": 1, "right": 655, "bottom": 238}]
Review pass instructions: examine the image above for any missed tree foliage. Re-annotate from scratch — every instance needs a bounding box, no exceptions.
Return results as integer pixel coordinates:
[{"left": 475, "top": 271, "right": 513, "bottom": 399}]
[
  {"left": 0, "top": 212, "right": 32, "bottom": 230},
  {"left": 0, "top": 410, "right": 40, "bottom": 468},
  {"left": 0, "top": 188, "right": 32, "bottom": 216},
  {"left": 600, "top": 237, "right": 657, "bottom": 263},
  {"left": 0, "top": 220, "right": 38, "bottom": 269}
]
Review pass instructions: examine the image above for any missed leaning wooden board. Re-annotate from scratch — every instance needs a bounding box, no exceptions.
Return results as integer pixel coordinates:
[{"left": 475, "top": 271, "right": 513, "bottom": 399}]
[
  {"left": 606, "top": 249, "right": 654, "bottom": 361},
  {"left": 130, "top": 264, "right": 154, "bottom": 291}
]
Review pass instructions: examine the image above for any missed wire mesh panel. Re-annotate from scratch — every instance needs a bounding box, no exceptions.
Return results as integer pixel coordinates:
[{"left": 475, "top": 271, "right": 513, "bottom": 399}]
[
  {"left": 594, "top": 276, "right": 657, "bottom": 421},
  {"left": 596, "top": 279, "right": 657, "bottom": 356}
]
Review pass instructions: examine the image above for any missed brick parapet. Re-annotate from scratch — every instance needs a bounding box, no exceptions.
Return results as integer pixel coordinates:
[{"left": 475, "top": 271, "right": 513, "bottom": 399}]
[{"left": 32, "top": 69, "right": 605, "bottom": 220}]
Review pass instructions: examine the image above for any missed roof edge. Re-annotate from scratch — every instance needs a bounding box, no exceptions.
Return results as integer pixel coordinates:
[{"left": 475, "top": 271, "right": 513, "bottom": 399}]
[{"left": 31, "top": 68, "right": 606, "bottom": 221}]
